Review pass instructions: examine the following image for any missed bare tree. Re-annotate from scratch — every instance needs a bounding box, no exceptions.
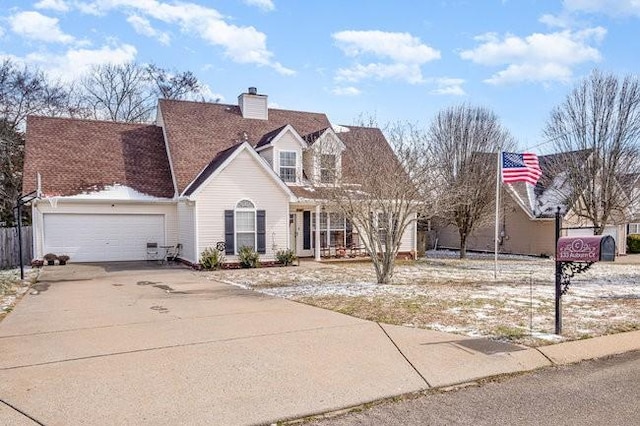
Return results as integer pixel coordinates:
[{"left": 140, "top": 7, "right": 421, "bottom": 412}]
[
  {"left": 544, "top": 70, "right": 640, "bottom": 233},
  {"left": 0, "top": 59, "right": 72, "bottom": 225},
  {"left": 0, "top": 59, "right": 69, "bottom": 130},
  {"left": 145, "top": 63, "right": 201, "bottom": 100},
  {"left": 79, "top": 62, "right": 206, "bottom": 123},
  {"left": 325, "top": 121, "right": 434, "bottom": 284},
  {"left": 429, "top": 104, "right": 514, "bottom": 258},
  {"left": 80, "top": 62, "right": 155, "bottom": 123}
]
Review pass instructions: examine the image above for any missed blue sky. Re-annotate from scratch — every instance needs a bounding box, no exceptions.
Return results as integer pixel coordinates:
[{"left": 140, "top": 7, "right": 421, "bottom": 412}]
[{"left": 1, "top": 0, "right": 639, "bottom": 152}]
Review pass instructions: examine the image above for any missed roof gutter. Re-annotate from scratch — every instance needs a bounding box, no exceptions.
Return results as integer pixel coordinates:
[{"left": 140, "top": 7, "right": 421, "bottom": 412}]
[{"left": 34, "top": 197, "right": 178, "bottom": 205}]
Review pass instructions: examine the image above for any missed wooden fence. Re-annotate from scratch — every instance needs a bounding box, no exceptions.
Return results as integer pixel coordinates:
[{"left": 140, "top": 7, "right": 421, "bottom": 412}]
[{"left": 0, "top": 226, "right": 33, "bottom": 269}]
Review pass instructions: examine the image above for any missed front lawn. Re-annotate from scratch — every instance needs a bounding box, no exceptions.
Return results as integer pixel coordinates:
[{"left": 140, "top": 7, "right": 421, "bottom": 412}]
[
  {"left": 0, "top": 269, "right": 33, "bottom": 321},
  {"left": 204, "top": 252, "right": 640, "bottom": 346}
]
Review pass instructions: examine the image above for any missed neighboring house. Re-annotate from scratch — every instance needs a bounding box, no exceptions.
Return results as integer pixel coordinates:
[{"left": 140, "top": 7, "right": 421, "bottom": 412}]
[
  {"left": 621, "top": 173, "right": 640, "bottom": 238},
  {"left": 435, "top": 151, "right": 630, "bottom": 256},
  {"left": 22, "top": 88, "right": 417, "bottom": 264}
]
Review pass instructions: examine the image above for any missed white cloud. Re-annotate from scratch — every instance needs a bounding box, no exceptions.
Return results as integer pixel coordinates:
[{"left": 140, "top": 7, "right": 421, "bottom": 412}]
[
  {"left": 332, "top": 30, "right": 440, "bottom": 84},
  {"left": 428, "top": 77, "right": 466, "bottom": 96},
  {"left": 243, "top": 0, "right": 275, "bottom": 11},
  {"left": 72, "top": 0, "right": 293, "bottom": 74},
  {"left": 10, "top": 11, "right": 75, "bottom": 44},
  {"left": 459, "top": 28, "right": 605, "bottom": 85},
  {"left": 20, "top": 44, "right": 137, "bottom": 81},
  {"left": 331, "top": 86, "right": 361, "bottom": 96},
  {"left": 336, "top": 63, "right": 425, "bottom": 84},
  {"left": 333, "top": 30, "right": 440, "bottom": 63},
  {"left": 127, "top": 15, "right": 170, "bottom": 45},
  {"left": 0, "top": 27, "right": 4, "bottom": 39},
  {"left": 197, "top": 84, "right": 224, "bottom": 102},
  {"left": 539, "top": 14, "right": 571, "bottom": 28},
  {"left": 563, "top": 0, "right": 640, "bottom": 16},
  {"left": 34, "top": 0, "right": 71, "bottom": 12}
]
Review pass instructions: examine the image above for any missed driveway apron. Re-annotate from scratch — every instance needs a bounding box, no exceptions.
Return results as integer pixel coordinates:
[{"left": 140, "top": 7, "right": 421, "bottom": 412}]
[{"left": 0, "top": 265, "right": 425, "bottom": 425}]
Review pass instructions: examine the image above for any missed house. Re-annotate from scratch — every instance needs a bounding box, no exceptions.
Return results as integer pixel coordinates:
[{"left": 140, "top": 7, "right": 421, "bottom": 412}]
[
  {"left": 434, "top": 151, "right": 632, "bottom": 257},
  {"left": 621, "top": 173, "right": 640, "bottom": 238},
  {"left": 22, "top": 88, "right": 417, "bottom": 265}
]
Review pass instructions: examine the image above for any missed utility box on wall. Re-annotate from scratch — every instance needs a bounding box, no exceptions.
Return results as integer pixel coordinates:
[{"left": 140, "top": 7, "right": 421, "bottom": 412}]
[{"left": 557, "top": 235, "right": 616, "bottom": 262}]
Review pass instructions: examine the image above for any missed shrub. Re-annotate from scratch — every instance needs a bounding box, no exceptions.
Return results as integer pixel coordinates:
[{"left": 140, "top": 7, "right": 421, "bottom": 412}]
[
  {"left": 57, "top": 255, "right": 70, "bottom": 265},
  {"left": 43, "top": 253, "right": 57, "bottom": 265},
  {"left": 238, "top": 246, "right": 260, "bottom": 268},
  {"left": 275, "top": 249, "right": 296, "bottom": 266},
  {"left": 628, "top": 234, "right": 640, "bottom": 253},
  {"left": 200, "top": 247, "right": 225, "bottom": 270}
]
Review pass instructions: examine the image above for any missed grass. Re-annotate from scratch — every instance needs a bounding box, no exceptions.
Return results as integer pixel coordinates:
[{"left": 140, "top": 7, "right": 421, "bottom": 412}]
[
  {"left": 206, "top": 256, "right": 640, "bottom": 346},
  {"left": 0, "top": 273, "right": 18, "bottom": 296},
  {"left": 0, "top": 269, "right": 35, "bottom": 322},
  {"left": 491, "top": 325, "right": 528, "bottom": 341}
]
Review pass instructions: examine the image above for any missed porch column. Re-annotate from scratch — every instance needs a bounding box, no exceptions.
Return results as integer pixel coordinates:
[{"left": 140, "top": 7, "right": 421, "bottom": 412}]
[{"left": 315, "top": 204, "right": 321, "bottom": 261}]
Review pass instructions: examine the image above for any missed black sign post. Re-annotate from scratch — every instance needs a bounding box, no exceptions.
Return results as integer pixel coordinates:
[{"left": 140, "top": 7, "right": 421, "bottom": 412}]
[
  {"left": 554, "top": 207, "right": 562, "bottom": 335},
  {"left": 14, "top": 191, "right": 38, "bottom": 281}
]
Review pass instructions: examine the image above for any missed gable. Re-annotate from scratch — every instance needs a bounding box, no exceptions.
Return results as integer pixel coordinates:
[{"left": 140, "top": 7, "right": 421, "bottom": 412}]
[
  {"left": 185, "top": 142, "right": 294, "bottom": 199},
  {"left": 304, "top": 128, "right": 346, "bottom": 152},
  {"left": 194, "top": 149, "right": 293, "bottom": 203},
  {"left": 271, "top": 128, "right": 307, "bottom": 151},
  {"left": 159, "top": 99, "right": 331, "bottom": 194}
]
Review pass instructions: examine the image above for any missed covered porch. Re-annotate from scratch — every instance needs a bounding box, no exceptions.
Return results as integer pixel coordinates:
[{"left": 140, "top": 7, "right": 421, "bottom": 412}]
[{"left": 288, "top": 202, "right": 367, "bottom": 260}]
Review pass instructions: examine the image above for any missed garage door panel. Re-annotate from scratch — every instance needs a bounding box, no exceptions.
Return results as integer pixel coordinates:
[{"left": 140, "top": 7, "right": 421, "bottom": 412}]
[{"left": 43, "top": 214, "right": 165, "bottom": 262}]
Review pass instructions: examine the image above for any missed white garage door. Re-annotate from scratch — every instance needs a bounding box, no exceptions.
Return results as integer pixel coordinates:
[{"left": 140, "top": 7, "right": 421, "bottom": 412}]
[{"left": 43, "top": 214, "right": 165, "bottom": 262}]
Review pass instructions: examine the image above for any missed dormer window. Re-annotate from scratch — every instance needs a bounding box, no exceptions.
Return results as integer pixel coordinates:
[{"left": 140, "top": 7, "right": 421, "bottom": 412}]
[
  {"left": 279, "top": 151, "right": 297, "bottom": 183},
  {"left": 320, "top": 154, "right": 336, "bottom": 183}
]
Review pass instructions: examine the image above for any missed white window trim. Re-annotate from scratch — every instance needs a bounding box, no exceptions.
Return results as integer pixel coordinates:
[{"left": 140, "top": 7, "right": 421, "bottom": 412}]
[
  {"left": 279, "top": 150, "right": 298, "bottom": 184},
  {"left": 235, "top": 199, "right": 257, "bottom": 254},
  {"left": 312, "top": 211, "right": 347, "bottom": 247},
  {"left": 319, "top": 153, "right": 337, "bottom": 184}
]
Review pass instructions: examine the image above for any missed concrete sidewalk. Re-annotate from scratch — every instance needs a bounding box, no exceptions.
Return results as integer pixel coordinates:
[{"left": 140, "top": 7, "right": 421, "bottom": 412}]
[{"left": 0, "top": 265, "right": 638, "bottom": 425}]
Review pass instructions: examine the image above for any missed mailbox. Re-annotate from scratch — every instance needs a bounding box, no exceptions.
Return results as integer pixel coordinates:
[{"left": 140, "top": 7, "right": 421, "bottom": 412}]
[{"left": 557, "top": 235, "right": 615, "bottom": 262}]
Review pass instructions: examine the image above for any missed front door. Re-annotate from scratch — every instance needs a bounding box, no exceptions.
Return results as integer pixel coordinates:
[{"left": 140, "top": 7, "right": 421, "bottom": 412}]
[{"left": 289, "top": 214, "right": 297, "bottom": 254}]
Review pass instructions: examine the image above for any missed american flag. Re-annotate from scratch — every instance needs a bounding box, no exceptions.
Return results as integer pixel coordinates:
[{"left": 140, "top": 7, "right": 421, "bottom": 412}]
[{"left": 501, "top": 152, "right": 542, "bottom": 185}]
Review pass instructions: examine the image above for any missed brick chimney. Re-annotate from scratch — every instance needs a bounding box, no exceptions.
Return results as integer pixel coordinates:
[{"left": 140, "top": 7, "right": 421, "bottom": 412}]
[{"left": 238, "top": 87, "right": 268, "bottom": 120}]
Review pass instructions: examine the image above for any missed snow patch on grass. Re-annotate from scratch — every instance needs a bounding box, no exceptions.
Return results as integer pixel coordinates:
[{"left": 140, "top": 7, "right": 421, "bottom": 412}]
[{"left": 204, "top": 252, "right": 640, "bottom": 345}]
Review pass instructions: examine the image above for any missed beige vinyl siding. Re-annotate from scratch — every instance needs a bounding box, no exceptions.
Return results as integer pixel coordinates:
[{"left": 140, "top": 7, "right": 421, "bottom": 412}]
[
  {"left": 33, "top": 201, "right": 178, "bottom": 259},
  {"left": 274, "top": 131, "right": 302, "bottom": 151},
  {"left": 259, "top": 147, "right": 274, "bottom": 167},
  {"left": 238, "top": 94, "right": 268, "bottom": 120},
  {"left": 302, "top": 150, "right": 314, "bottom": 182},
  {"left": 177, "top": 201, "right": 197, "bottom": 263},
  {"left": 273, "top": 131, "right": 304, "bottom": 183},
  {"left": 307, "top": 132, "right": 344, "bottom": 183},
  {"left": 435, "top": 195, "right": 556, "bottom": 257},
  {"left": 195, "top": 149, "right": 290, "bottom": 262}
]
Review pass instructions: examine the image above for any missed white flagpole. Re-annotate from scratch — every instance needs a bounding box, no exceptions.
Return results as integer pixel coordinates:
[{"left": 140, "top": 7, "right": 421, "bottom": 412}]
[{"left": 494, "top": 151, "right": 501, "bottom": 280}]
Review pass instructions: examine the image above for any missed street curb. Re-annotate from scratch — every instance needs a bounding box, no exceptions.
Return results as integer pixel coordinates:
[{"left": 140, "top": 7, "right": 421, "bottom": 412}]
[
  {"left": 280, "top": 331, "right": 640, "bottom": 424},
  {"left": 536, "top": 329, "right": 640, "bottom": 365}
]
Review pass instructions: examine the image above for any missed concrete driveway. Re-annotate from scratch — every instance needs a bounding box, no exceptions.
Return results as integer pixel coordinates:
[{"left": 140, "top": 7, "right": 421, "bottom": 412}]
[{"left": 0, "top": 263, "right": 550, "bottom": 425}]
